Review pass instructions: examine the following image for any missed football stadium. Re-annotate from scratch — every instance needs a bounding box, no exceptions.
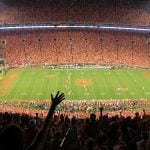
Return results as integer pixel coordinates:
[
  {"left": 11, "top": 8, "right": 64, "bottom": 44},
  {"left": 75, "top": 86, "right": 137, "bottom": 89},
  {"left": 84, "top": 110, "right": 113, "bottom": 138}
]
[{"left": 0, "top": 0, "right": 150, "bottom": 150}]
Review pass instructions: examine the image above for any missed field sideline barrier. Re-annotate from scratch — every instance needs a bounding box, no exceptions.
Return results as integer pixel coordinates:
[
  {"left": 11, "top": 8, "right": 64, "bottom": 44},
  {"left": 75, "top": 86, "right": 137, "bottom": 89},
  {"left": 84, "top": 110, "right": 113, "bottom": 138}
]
[
  {"left": 0, "top": 99, "right": 149, "bottom": 112},
  {"left": 9, "top": 63, "right": 150, "bottom": 69}
]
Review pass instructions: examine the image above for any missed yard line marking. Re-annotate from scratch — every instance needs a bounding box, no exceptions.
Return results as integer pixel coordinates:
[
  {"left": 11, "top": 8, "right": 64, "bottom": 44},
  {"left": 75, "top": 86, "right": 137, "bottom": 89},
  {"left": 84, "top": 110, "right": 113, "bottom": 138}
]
[
  {"left": 38, "top": 75, "right": 45, "bottom": 99},
  {"left": 29, "top": 71, "right": 41, "bottom": 100}
]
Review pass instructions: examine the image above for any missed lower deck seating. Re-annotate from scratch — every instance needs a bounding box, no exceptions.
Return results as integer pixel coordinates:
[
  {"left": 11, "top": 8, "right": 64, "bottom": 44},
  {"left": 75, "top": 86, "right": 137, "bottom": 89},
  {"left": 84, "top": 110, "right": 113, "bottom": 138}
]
[{"left": 0, "top": 30, "right": 149, "bottom": 67}]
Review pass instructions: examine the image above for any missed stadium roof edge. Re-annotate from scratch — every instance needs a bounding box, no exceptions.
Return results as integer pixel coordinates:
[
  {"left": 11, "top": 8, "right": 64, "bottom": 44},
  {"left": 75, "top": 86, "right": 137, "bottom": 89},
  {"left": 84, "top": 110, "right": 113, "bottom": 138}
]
[{"left": 0, "top": 23, "right": 150, "bottom": 33}]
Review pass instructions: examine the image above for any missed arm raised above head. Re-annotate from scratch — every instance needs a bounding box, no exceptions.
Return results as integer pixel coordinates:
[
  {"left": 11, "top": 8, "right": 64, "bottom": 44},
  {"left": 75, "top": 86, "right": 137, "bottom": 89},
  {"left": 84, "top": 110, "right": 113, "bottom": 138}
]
[
  {"left": 26, "top": 91, "right": 65, "bottom": 150},
  {"left": 99, "top": 107, "right": 104, "bottom": 120},
  {"left": 51, "top": 91, "right": 65, "bottom": 109}
]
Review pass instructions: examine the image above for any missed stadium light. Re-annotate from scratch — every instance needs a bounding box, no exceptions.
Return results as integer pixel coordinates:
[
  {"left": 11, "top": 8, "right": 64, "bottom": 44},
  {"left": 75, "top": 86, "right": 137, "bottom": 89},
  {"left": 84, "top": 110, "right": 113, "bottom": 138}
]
[{"left": 0, "top": 24, "right": 150, "bottom": 33}]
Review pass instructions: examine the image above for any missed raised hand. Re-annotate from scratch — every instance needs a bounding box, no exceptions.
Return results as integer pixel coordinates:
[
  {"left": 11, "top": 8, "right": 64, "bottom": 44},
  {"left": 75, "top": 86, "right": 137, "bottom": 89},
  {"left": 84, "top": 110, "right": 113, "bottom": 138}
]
[
  {"left": 51, "top": 91, "right": 65, "bottom": 108},
  {"left": 26, "top": 91, "right": 65, "bottom": 150},
  {"left": 143, "top": 109, "right": 146, "bottom": 115},
  {"left": 99, "top": 107, "right": 104, "bottom": 112}
]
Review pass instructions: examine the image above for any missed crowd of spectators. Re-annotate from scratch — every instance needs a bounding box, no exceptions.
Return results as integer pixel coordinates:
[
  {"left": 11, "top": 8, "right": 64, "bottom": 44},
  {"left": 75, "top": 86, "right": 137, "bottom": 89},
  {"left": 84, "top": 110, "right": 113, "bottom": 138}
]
[
  {"left": 0, "top": 99, "right": 149, "bottom": 117},
  {"left": 0, "top": 0, "right": 150, "bottom": 67},
  {"left": 0, "top": 91, "right": 66, "bottom": 150},
  {"left": 78, "top": 108, "right": 150, "bottom": 150},
  {"left": 0, "top": 0, "right": 149, "bottom": 26},
  {"left": 0, "top": 91, "right": 149, "bottom": 150},
  {"left": 1, "top": 31, "right": 149, "bottom": 67}
]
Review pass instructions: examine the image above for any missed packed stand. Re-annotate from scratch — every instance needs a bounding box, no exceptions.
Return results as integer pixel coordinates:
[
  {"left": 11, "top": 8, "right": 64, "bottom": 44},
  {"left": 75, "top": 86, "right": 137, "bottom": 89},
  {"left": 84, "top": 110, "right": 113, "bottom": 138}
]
[
  {"left": 0, "top": 91, "right": 150, "bottom": 150},
  {"left": 1, "top": 30, "right": 149, "bottom": 67},
  {"left": 0, "top": 0, "right": 149, "bottom": 26}
]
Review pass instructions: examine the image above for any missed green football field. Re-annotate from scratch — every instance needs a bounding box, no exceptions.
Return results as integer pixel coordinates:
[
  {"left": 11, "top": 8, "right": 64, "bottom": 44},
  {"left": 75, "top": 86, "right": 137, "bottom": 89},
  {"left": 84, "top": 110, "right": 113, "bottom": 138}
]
[{"left": 0, "top": 68, "right": 150, "bottom": 101}]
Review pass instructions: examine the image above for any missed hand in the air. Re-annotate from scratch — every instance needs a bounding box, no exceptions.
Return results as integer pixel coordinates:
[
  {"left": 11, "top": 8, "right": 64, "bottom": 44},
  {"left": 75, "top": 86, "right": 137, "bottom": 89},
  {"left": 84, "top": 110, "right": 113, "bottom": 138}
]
[{"left": 51, "top": 91, "right": 65, "bottom": 108}]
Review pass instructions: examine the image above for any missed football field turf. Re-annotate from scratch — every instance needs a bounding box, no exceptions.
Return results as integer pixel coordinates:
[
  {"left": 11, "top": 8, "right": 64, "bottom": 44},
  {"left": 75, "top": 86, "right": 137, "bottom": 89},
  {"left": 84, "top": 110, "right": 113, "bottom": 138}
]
[{"left": 0, "top": 68, "right": 150, "bottom": 101}]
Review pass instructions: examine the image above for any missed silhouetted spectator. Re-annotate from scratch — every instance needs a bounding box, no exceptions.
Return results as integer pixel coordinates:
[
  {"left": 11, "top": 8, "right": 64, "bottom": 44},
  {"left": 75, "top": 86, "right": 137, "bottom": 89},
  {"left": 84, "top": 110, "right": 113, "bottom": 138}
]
[
  {"left": 137, "top": 132, "right": 150, "bottom": 150},
  {"left": 0, "top": 124, "right": 24, "bottom": 150},
  {"left": 23, "top": 119, "right": 39, "bottom": 149}
]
